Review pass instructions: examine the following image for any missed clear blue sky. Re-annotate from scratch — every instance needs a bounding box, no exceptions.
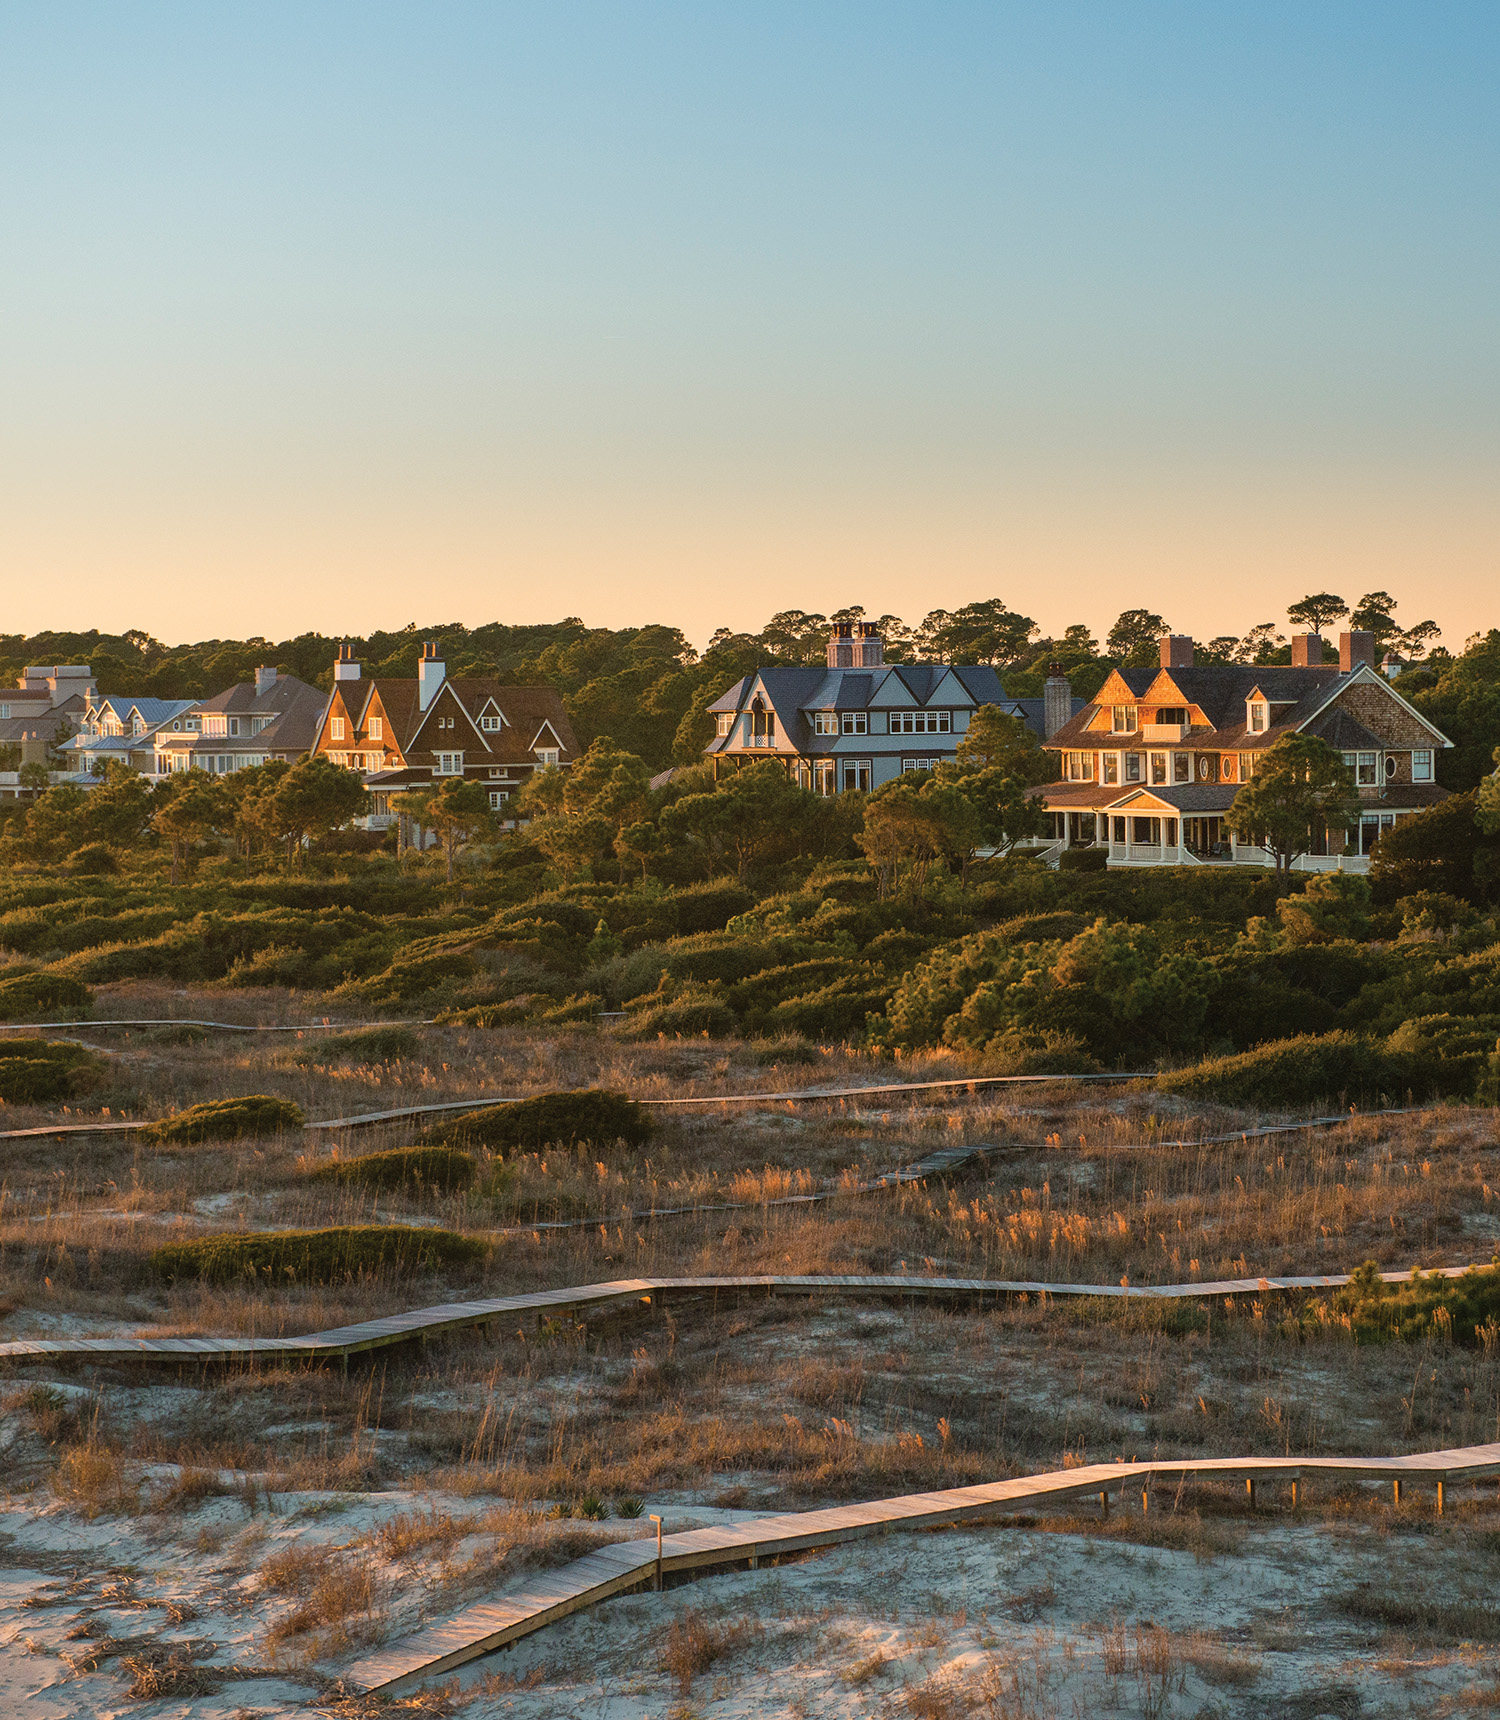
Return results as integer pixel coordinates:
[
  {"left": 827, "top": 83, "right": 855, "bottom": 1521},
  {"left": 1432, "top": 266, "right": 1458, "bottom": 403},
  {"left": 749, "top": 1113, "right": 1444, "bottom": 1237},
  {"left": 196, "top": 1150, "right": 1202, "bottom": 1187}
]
[{"left": 1, "top": 2, "right": 1494, "bottom": 649}]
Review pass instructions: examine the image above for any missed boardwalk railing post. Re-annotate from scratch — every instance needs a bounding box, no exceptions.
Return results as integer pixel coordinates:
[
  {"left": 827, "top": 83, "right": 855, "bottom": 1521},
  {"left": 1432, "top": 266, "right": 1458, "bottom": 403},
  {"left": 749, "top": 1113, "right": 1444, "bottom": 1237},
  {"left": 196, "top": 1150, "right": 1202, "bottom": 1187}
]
[
  {"left": 1246, "top": 1479, "right": 1255, "bottom": 1510},
  {"left": 1437, "top": 1480, "right": 1445, "bottom": 1516},
  {"left": 650, "top": 1515, "right": 663, "bottom": 1591},
  {"left": 1393, "top": 1478, "right": 1402, "bottom": 1507}
]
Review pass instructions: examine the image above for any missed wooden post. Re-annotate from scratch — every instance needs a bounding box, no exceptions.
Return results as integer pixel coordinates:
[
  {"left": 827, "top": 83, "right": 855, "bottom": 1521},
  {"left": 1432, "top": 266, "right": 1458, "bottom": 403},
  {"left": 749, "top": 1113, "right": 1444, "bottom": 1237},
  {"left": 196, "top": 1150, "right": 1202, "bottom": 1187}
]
[
  {"left": 1393, "top": 1478, "right": 1402, "bottom": 1506},
  {"left": 1245, "top": 1478, "right": 1255, "bottom": 1509},
  {"left": 650, "top": 1515, "right": 663, "bottom": 1591},
  {"left": 1141, "top": 1485, "right": 1149, "bottom": 1515},
  {"left": 1290, "top": 1480, "right": 1299, "bottom": 1509},
  {"left": 1437, "top": 1480, "right": 1445, "bottom": 1516},
  {"left": 1099, "top": 1490, "right": 1109, "bottom": 1517}
]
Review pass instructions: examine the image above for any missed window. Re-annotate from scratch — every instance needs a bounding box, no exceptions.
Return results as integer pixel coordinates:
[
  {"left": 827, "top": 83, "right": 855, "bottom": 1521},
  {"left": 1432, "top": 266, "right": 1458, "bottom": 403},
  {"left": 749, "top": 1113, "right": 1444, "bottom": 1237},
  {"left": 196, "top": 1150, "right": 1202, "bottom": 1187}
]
[
  {"left": 536, "top": 748, "right": 559, "bottom": 769},
  {"left": 1412, "top": 749, "right": 1433, "bottom": 782},
  {"left": 1065, "top": 752, "right": 1095, "bottom": 781},
  {"left": 840, "top": 712, "right": 868, "bottom": 736},
  {"left": 330, "top": 717, "right": 345, "bottom": 741},
  {"left": 1112, "top": 817, "right": 1126, "bottom": 843},
  {"left": 1249, "top": 702, "right": 1266, "bottom": 733},
  {"left": 479, "top": 714, "right": 500, "bottom": 732},
  {"left": 890, "top": 711, "right": 951, "bottom": 734},
  {"left": 1173, "top": 753, "right": 1190, "bottom": 783},
  {"left": 1125, "top": 753, "right": 1142, "bottom": 783},
  {"left": 489, "top": 790, "right": 509, "bottom": 809},
  {"left": 0, "top": 705, "right": 7, "bottom": 719},
  {"left": 1239, "top": 753, "right": 1256, "bottom": 780},
  {"left": 1221, "top": 755, "right": 1237, "bottom": 782},
  {"left": 1102, "top": 754, "right": 1119, "bottom": 784},
  {"left": 1344, "top": 751, "right": 1377, "bottom": 786},
  {"left": 1132, "top": 817, "right": 1160, "bottom": 845},
  {"left": 435, "top": 752, "right": 463, "bottom": 775},
  {"left": 813, "top": 711, "right": 836, "bottom": 735},
  {"left": 1384, "top": 755, "right": 1397, "bottom": 780},
  {"left": 1155, "top": 707, "right": 1188, "bottom": 726},
  {"left": 814, "top": 760, "right": 835, "bottom": 796},
  {"left": 186, "top": 716, "right": 201, "bottom": 731},
  {"left": 1112, "top": 706, "right": 1138, "bottom": 733},
  {"left": 751, "top": 709, "right": 776, "bottom": 745},
  {"left": 901, "top": 758, "right": 938, "bottom": 773},
  {"left": 716, "top": 712, "right": 734, "bottom": 737},
  {"left": 1150, "top": 752, "right": 1166, "bottom": 784},
  {"left": 229, "top": 718, "right": 241, "bottom": 737}
]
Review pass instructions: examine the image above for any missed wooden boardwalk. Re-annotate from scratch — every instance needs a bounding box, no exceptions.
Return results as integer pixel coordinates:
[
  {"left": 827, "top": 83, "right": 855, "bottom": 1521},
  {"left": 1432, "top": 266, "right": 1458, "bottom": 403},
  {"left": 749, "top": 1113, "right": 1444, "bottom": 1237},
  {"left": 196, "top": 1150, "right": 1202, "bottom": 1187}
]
[
  {"left": 346, "top": 1436, "right": 1500, "bottom": 1694},
  {"left": 0, "top": 1261, "right": 1488, "bottom": 1366}
]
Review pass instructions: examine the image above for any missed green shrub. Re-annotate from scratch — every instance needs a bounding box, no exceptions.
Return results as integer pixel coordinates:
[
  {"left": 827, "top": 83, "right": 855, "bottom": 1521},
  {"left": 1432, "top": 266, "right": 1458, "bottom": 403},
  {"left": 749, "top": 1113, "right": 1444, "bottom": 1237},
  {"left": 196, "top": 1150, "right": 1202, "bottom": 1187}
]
[
  {"left": 670, "top": 880, "right": 757, "bottom": 935},
  {"left": 144, "top": 1095, "right": 305, "bottom": 1145},
  {"left": 151, "top": 1223, "right": 487, "bottom": 1285},
  {"left": 0, "top": 1038, "right": 102, "bottom": 1103},
  {"left": 992, "top": 910, "right": 1092, "bottom": 944},
  {"left": 291, "top": 1025, "right": 419, "bottom": 1065},
  {"left": 435, "top": 1000, "right": 536, "bottom": 1028},
  {"left": 1058, "top": 849, "right": 1108, "bottom": 872},
  {"left": 427, "top": 1088, "right": 654, "bottom": 1153},
  {"left": 1382, "top": 1013, "right": 1500, "bottom": 1096},
  {"left": 306, "top": 1144, "right": 476, "bottom": 1193},
  {"left": 766, "top": 974, "right": 893, "bottom": 1041},
  {"left": 616, "top": 983, "right": 738, "bottom": 1040},
  {"left": 740, "top": 1036, "right": 820, "bottom": 1067},
  {"left": 976, "top": 1029, "right": 1099, "bottom": 1076},
  {"left": 1152, "top": 1031, "right": 1411, "bottom": 1108},
  {"left": 0, "top": 968, "right": 92, "bottom": 1022},
  {"left": 71, "top": 843, "right": 118, "bottom": 876},
  {"left": 1324, "top": 1260, "right": 1500, "bottom": 1345}
]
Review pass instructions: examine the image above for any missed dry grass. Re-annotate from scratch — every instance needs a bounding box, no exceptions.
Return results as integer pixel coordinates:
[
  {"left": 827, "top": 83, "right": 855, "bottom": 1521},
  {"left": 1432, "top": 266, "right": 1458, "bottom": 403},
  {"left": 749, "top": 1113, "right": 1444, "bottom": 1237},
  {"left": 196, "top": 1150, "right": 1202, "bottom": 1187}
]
[{"left": 658, "top": 1607, "right": 762, "bottom": 1694}]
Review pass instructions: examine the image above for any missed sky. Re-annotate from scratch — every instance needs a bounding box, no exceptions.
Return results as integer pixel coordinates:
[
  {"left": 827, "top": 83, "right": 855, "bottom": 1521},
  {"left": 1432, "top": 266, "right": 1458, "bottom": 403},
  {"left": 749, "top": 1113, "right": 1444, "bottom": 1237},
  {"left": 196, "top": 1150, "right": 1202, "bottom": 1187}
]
[{"left": 0, "top": 1, "right": 1495, "bottom": 653}]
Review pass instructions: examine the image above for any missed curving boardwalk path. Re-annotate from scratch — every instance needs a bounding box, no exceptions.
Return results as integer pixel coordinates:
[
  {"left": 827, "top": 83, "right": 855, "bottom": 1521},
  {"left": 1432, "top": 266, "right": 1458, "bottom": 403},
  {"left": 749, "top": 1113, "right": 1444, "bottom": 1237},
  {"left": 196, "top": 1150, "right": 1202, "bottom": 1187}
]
[
  {"left": 346, "top": 1437, "right": 1500, "bottom": 1694},
  {"left": 0, "top": 1261, "right": 1487, "bottom": 1366}
]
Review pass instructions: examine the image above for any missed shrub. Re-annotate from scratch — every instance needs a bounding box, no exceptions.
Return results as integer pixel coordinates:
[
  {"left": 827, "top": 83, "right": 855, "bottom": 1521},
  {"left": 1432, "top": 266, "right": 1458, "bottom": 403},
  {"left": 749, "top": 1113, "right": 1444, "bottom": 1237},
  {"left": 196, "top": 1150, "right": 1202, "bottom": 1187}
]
[
  {"left": 670, "top": 879, "right": 757, "bottom": 935},
  {"left": 435, "top": 1000, "right": 536, "bottom": 1028},
  {"left": 1058, "top": 848, "right": 1108, "bottom": 872},
  {"left": 143, "top": 1095, "right": 305, "bottom": 1145},
  {"left": 616, "top": 984, "right": 738, "bottom": 1040},
  {"left": 427, "top": 1088, "right": 654, "bottom": 1153},
  {"left": 0, "top": 968, "right": 92, "bottom": 1022},
  {"left": 0, "top": 1037, "right": 101, "bottom": 1103},
  {"left": 152, "top": 1224, "right": 487, "bottom": 1284},
  {"left": 71, "top": 842, "right": 118, "bottom": 876},
  {"left": 291, "top": 1025, "right": 419, "bottom": 1065},
  {"left": 306, "top": 1144, "right": 476, "bottom": 1193},
  {"left": 740, "top": 1036, "right": 820, "bottom": 1067},
  {"left": 1383, "top": 1013, "right": 1500, "bottom": 1096},
  {"left": 1325, "top": 1260, "right": 1500, "bottom": 1345},
  {"left": 1152, "top": 1031, "right": 1411, "bottom": 1108},
  {"left": 992, "top": 910, "right": 1092, "bottom": 944}
]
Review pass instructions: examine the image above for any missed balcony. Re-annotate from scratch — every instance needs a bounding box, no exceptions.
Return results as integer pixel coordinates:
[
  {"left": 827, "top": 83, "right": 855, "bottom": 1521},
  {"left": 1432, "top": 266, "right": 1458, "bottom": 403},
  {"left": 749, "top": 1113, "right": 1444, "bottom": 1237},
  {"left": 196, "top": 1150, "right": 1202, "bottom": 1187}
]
[{"left": 1141, "top": 722, "right": 1189, "bottom": 741}]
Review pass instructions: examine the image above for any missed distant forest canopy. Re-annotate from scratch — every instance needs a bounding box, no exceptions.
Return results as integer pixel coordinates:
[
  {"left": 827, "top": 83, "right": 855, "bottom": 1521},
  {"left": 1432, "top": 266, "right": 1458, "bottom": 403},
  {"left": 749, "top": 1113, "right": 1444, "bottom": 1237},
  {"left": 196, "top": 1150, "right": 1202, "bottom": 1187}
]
[{"left": 3, "top": 590, "right": 1496, "bottom": 783}]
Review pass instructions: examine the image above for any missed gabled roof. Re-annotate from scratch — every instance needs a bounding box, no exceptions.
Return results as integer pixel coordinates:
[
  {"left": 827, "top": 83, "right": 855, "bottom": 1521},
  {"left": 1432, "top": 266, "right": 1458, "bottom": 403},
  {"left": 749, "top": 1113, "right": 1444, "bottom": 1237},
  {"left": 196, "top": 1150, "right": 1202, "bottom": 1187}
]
[
  {"left": 352, "top": 677, "right": 577, "bottom": 768},
  {"left": 1304, "top": 706, "right": 1388, "bottom": 752}
]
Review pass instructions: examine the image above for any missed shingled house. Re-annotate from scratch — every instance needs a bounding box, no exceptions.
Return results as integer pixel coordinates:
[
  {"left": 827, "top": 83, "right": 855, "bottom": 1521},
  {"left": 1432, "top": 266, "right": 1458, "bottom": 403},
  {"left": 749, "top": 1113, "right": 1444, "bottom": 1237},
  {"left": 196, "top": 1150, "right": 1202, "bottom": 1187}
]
[
  {"left": 1037, "top": 631, "right": 1452, "bottom": 870},
  {"left": 152, "top": 669, "right": 328, "bottom": 774},
  {"left": 311, "top": 642, "right": 578, "bottom": 823},
  {"left": 705, "top": 620, "right": 1080, "bottom": 792}
]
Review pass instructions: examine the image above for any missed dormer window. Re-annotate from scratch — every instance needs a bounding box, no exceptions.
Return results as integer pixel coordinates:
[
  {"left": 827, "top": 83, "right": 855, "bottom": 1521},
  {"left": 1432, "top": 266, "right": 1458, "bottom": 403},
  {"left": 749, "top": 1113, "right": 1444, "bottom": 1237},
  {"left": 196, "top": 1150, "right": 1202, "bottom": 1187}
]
[
  {"left": 435, "top": 751, "right": 464, "bottom": 775},
  {"left": 813, "top": 712, "right": 836, "bottom": 735},
  {"left": 840, "top": 712, "right": 867, "bottom": 736},
  {"left": 717, "top": 712, "right": 734, "bottom": 737},
  {"left": 1112, "top": 706, "right": 1138, "bottom": 734},
  {"left": 369, "top": 717, "right": 383, "bottom": 742},
  {"left": 536, "top": 748, "right": 560, "bottom": 769},
  {"left": 330, "top": 717, "right": 345, "bottom": 741},
  {"left": 480, "top": 714, "right": 501, "bottom": 732},
  {"left": 1249, "top": 702, "right": 1266, "bottom": 733}
]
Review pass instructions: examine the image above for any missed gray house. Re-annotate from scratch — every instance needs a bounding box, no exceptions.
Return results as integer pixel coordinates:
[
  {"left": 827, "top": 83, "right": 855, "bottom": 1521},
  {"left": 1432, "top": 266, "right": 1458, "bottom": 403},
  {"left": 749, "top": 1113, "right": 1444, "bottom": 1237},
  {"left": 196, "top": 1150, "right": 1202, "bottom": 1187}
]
[{"left": 705, "top": 620, "right": 1078, "bottom": 793}]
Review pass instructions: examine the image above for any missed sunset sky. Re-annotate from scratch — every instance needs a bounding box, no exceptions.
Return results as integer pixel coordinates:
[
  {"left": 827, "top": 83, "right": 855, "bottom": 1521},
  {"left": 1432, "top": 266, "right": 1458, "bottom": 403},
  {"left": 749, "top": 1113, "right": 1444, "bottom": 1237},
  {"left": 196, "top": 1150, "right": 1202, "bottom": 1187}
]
[{"left": 1, "top": 2, "right": 1495, "bottom": 651}]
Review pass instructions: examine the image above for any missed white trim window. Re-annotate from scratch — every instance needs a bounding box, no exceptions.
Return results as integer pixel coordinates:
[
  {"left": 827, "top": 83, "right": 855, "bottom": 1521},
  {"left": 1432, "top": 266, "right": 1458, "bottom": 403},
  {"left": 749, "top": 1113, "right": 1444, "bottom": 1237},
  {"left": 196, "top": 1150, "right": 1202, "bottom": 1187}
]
[
  {"left": 1173, "top": 753, "right": 1190, "bottom": 783},
  {"left": 369, "top": 716, "right": 383, "bottom": 742},
  {"left": 330, "top": 717, "right": 345, "bottom": 741},
  {"left": 1124, "top": 753, "right": 1142, "bottom": 783},
  {"left": 1343, "top": 751, "right": 1378, "bottom": 786},
  {"left": 489, "top": 789, "right": 509, "bottom": 809},
  {"left": 840, "top": 712, "right": 868, "bottom": 735},
  {"left": 890, "top": 711, "right": 951, "bottom": 734},
  {"left": 1102, "top": 754, "right": 1119, "bottom": 784},
  {"left": 1412, "top": 749, "right": 1433, "bottom": 782},
  {"left": 480, "top": 714, "right": 501, "bottom": 732},
  {"left": 1065, "top": 751, "right": 1094, "bottom": 782},
  {"left": 717, "top": 712, "right": 735, "bottom": 737},
  {"left": 535, "top": 748, "right": 559, "bottom": 769},
  {"left": 1150, "top": 752, "right": 1167, "bottom": 784},
  {"left": 435, "top": 751, "right": 464, "bottom": 775},
  {"left": 813, "top": 711, "right": 837, "bottom": 735},
  {"left": 1112, "top": 706, "right": 1138, "bottom": 734},
  {"left": 1249, "top": 702, "right": 1266, "bottom": 733},
  {"left": 901, "top": 757, "right": 939, "bottom": 772}
]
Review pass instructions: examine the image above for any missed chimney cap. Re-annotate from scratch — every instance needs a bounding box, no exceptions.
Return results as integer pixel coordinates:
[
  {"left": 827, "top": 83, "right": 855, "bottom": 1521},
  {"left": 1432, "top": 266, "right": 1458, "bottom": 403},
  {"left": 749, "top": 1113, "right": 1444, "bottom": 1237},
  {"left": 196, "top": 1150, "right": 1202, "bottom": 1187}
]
[{"left": 420, "top": 640, "right": 441, "bottom": 660}]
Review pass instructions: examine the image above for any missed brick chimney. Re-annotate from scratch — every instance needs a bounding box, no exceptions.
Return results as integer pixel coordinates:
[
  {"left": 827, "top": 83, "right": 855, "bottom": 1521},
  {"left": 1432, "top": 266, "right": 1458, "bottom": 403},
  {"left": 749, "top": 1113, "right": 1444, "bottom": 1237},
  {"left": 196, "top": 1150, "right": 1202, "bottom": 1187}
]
[
  {"left": 1290, "top": 633, "right": 1323, "bottom": 667},
  {"left": 1160, "top": 635, "right": 1193, "bottom": 669},
  {"left": 418, "top": 640, "right": 446, "bottom": 709},
  {"left": 333, "top": 644, "right": 360, "bottom": 683},
  {"left": 1043, "top": 663, "right": 1072, "bottom": 739},
  {"left": 857, "top": 622, "right": 884, "bottom": 667},
  {"left": 1338, "top": 630, "right": 1376, "bottom": 673},
  {"left": 827, "top": 621, "right": 855, "bottom": 669},
  {"left": 254, "top": 665, "right": 278, "bottom": 695}
]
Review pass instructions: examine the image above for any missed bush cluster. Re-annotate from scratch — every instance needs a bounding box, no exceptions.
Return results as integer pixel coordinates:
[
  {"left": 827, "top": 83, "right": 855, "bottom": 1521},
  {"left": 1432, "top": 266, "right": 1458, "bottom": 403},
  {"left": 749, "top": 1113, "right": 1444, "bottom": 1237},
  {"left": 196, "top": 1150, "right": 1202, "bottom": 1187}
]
[
  {"left": 426, "top": 1088, "right": 654, "bottom": 1153},
  {"left": 144, "top": 1095, "right": 305, "bottom": 1145},
  {"left": 305, "top": 1144, "right": 477, "bottom": 1193},
  {"left": 1325, "top": 1260, "right": 1500, "bottom": 1345},
  {"left": 0, "top": 1037, "right": 103, "bottom": 1103},
  {"left": 0, "top": 969, "right": 93, "bottom": 1022},
  {"left": 152, "top": 1223, "right": 488, "bottom": 1284}
]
